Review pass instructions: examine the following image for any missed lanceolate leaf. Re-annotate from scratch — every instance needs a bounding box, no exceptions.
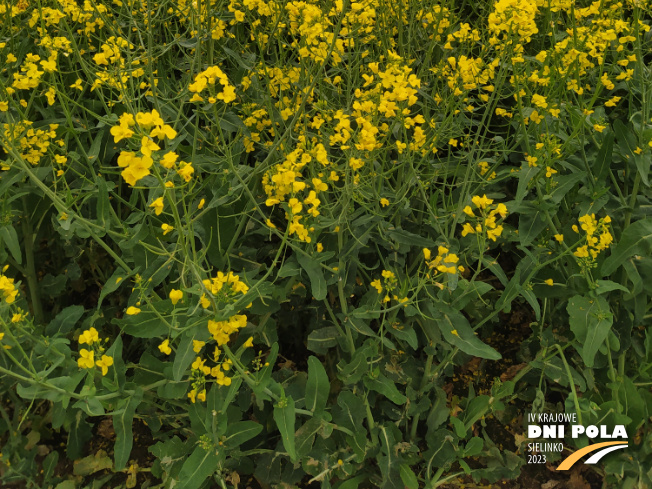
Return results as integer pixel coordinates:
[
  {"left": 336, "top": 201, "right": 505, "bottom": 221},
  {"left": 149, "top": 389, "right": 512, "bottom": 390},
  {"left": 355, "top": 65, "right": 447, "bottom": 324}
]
[
  {"left": 175, "top": 445, "right": 221, "bottom": 489},
  {"left": 224, "top": 421, "right": 263, "bottom": 448},
  {"left": 0, "top": 225, "right": 22, "bottom": 265},
  {"left": 363, "top": 374, "right": 407, "bottom": 405},
  {"left": 173, "top": 335, "right": 196, "bottom": 382},
  {"left": 297, "top": 252, "right": 327, "bottom": 300},
  {"left": 433, "top": 306, "right": 501, "bottom": 360},
  {"left": 113, "top": 388, "right": 144, "bottom": 470},
  {"left": 305, "top": 356, "right": 329, "bottom": 413},
  {"left": 273, "top": 396, "right": 297, "bottom": 462},
  {"left": 593, "top": 133, "right": 613, "bottom": 184},
  {"left": 567, "top": 295, "right": 613, "bottom": 367}
]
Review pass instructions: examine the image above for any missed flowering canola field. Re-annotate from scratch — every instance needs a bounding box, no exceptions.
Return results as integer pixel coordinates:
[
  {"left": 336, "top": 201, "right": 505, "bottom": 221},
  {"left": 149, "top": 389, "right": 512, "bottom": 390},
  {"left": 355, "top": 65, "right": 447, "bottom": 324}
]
[{"left": 1, "top": 0, "right": 652, "bottom": 487}]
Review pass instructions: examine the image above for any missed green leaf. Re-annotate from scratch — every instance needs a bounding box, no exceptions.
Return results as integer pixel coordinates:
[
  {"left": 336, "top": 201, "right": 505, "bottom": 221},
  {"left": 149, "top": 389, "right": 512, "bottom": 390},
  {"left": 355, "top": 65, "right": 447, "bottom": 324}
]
[
  {"left": 593, "top": 133, "right": 613, "bottom": 184},
  {"left": 0, "top": 225, "right": 22, "bottom": 264},
  {"left": 364, "top": 373, "right": 407, "bottom": 405},
  {"left": 614, "top": 119, "right": 649, "bottom": 186},
  {"left": 346, "top": 316, "right": 376, "bottom": 336},
  {"left": 493, "top": 269, "right": 522, "bottom": 314},
  {"left": 594, "top": 280, "right": 629, "bottom": 295},
  {"left": 118, "top": 302, "right": 173, "bottom": 338},
  {"left": 463, "top": 395, "right": 491, "bottom": 432},
  {"left": 43, "top": 451, "right": 59, "bottom": 481},
  {"left": 567, "top": 295, "right": 613, "bottom": 367},
  {"left": 335, "top": 475, "right": 367, "bottom": 489},
  {"left": 87, "top": 127, "right": 106, "bottom": 163},
  {"left": 387, "top": 322, "right": 418, "bottom": 349},
  {"left": 97, "top": 267, "right": 136, "bottom": 311},
  {"left": 297, "top": 252, "right": 327, "bottom": 300},
  {"left": 433, "top": 306, "right": 501, "bottom": 360},
  {"left": 175, "top": 445, "right": 221, "bottom": 489},
  {"left": 113, "top": 388, "right": 144, "bottom": 470},
  {"left": 73, "top": 450, "right": 113, "bottom": 476},
  {"left": 518, "top": 206, "right": 547, "bottom": 247},
  {"left": 338, "top": 344, "right": 373, "bottom": 385},
  {"left": 602, "top": 218, "right": 652, "bottom": 276},
  {"left": 173, "top": 335, "right": 196, "bottom": 382},
  {"left": 399, "top": 464, "right": 418, "bottom": 489},
  {"left": 295, "top": 417, "right": 322, "bottom": 458},
  {"left": 72, "top": 396, "right": 105, "bottom": 417},
  {"left": 224, "top": 421, "right": 263, "bottom": 448},
  {"left": 450, "top": 416, "right": 466, "bottom": 438},
  {"left": 550, "top": 172, "right": 586, "bottom": 204},
  {"left": 307, "top": 326, "right": 339, "bottom": 354},
  {"left": 516, "top": 165, "right": 539, "bottom": 205},
  {"left": 335, "top": 391, "right": 366, "bottom": 431},
  {"left": 464, "top": 437, "right": 484, "bottom": 457},
  {"left": 278, "top": 255, "right": 302, "bottom": 277},
  {"left": 378, "top": 425, "right": 402, "bottom": 489},
  {"left": 45, "top": 305, "right": 85, "bottom": 336},
  {"left": 67, "top": 409, "right": 92, "bottom": 459},
  {"left": 55, "top": 482, "right": 76, "bottom": 489},
  {"left": 273, "top": 396, "right": 297, "bottom": 462},
  {"left": 305, "top": 356, "right": 329, "bottom": 413},
  {"left": 385, "top": 227, "right": 433, "bottom": 248}
]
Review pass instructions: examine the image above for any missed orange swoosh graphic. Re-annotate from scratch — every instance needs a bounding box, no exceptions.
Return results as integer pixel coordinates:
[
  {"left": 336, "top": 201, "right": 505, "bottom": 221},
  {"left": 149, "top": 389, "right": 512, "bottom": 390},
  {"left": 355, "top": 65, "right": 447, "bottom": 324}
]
[{"left": 557, "top": 441, "right": 628, "bottom": 470}]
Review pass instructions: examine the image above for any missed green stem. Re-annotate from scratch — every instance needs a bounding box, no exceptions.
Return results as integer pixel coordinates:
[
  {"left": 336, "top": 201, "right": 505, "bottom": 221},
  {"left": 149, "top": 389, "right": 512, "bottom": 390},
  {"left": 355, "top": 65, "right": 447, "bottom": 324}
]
[{"left": 554, "top": 344, "right": 582, "bottom": 426}]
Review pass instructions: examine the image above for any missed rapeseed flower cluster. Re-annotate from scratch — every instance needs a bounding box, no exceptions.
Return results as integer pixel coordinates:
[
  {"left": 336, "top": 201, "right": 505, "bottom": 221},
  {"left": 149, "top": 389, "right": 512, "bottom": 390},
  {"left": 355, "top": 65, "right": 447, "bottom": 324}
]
[
  {"left": 488, "top": 0, "right": 539, "bottom": 45},
  {"left": 176, "top": 271, "right": 253, "bottom": 402},
  {"left": 189, "top": 66, "right": 236, "bottom": 104},
  {"left": 263, "top": 139, "right": 330, "bottom": 243},
  {"left": 111, "top": 110, "right": 183, "bottom": 187},
  {"left": 370, "top": 269, "right": 408, "bottom": 304},
  {"left": 77, "top": 327, "right": 114, "bottom": 376},
  {"left": 423, "top": 246, "right": 463, "bottom": 275},
  {"left": 572, "top": 214, "right": 613, "bottom": 262},
  {"left": 0, "top": 268, "right": 18, "bottom": 304},
  {"left": 1, "top": 122, "right": 60, "bottom": 167},
  {"left": 461, "top": 196, "right": 508, "bottom": 242}
]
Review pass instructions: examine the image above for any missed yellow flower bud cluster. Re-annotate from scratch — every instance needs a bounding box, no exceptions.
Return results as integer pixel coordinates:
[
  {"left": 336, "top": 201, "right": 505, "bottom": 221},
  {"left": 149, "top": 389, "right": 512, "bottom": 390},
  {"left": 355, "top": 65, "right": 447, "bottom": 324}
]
[
  {"left": 461, "top": 195, "right": 508, "bottom": 242},
  {"left": 572, "top": 214, "right": 613, "bottom": 261},
  {"left": 77, "top": 327, "right": 113, "bottom": 376}
]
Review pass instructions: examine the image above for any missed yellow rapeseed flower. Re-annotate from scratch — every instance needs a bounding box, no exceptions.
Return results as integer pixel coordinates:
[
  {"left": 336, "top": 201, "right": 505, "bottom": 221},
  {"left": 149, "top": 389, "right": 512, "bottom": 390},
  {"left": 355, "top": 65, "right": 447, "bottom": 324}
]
[
  {"left": 149, "top": 197, "right": 164, "bottom": 216},
  {"left": 169, "top": 289, "right": 183, "bottom": 305},
  {"left": 79, "top": 327, "right": 99, "bottom": 345},
  {"left": 159, "top": 339, "right": 172, "bottom": 355},
  {"left": 96, "top": 355, "right": 113, "bottom": 376},
  {"left": 78, "top": 349, "right": 95, "bottom": 369}
]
